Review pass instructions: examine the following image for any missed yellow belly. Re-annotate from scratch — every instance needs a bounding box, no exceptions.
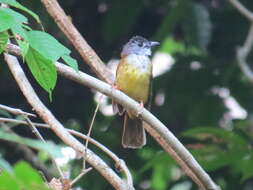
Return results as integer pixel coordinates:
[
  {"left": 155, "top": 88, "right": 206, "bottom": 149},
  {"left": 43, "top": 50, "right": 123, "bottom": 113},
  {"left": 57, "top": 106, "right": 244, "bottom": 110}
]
[{"left": 115, "top": 55, "right": 152, "bottom": 103}]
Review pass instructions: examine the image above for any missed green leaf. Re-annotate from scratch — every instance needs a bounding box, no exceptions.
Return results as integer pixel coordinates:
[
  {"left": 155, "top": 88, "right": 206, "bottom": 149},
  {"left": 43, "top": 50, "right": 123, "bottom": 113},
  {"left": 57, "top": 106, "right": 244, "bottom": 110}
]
[
  {"left": 0, "top": 129, "right": 62, "bottom": 157},
  {"left": 14, "top": 161, "right": 44, "bottom": 186},
  {"left": 0, "top": 0, "right": 16, "bottom": 3},
  {"left": 191, "top": 146, "right": 244, "bottom": 171},
  {"left": 0, "top": 161, "right": 51, "bottom": 190},
  {"left": 154, "top": 0, "right": 191, "bottom": 40},
  {"left": 151, "top": 162, "right": 170, "bottom": 190},
  {"left": 0, "top": 109, "right": 11, "bottom": 117},
  {"left": 25, "top": 47, "right": 57, "bottom": 98},
  {"left": 149, "top": 152, "right": 173, "bottom": 190},
  {"left": 62, "top": 54, "right": 79, "bottom": 71},
  {"left": 11, "top": 23, "right": 28, "bottom": 40},
  {"left": 182, "top": 127, "right": 247, "bottom": 147},
  {"left": 237, "top": 152, "right": 253, "bottom": 181},
  {"left": 22, "top": 23, "right": 32, "bottom": 31},
  {"left": 0, "top": 171, "right": 19, "bottom": 190},
  {"left": 17, "top": 39, "right": 29, "bottom": 59},
  {"left": 27, "top": 31, "right": 70, "bottom": 61},
  {"left": 0, "top": 0, "right": 40, "bottom": 23},
  {"left": 185, "top": 2, "right": 211, "bottom": 51},
  {"left": 0, "top": 7, "right": 27, "bottom": 23},
  {"left": 0, "top": 9, "right": 16, "bottom": 32},
  {"left": 160, "top": 37, "right": 185, "bottom": 54},
  {"left": 0, "top": 31, "right": 8, "bottom": 53}
]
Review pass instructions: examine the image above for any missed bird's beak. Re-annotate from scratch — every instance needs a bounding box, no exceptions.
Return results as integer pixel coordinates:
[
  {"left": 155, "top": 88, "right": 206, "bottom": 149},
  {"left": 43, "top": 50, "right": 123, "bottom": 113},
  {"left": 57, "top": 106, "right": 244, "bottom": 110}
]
[{"left": 150, "top": 41, "right": 160, "bottom": 47}]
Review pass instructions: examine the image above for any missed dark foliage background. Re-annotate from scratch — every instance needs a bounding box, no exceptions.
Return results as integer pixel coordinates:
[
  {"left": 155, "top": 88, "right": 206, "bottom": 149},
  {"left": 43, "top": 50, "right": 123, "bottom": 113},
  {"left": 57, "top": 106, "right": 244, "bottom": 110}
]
[{"left": 1, "top": 0, "right": 253, "bottom": 189}]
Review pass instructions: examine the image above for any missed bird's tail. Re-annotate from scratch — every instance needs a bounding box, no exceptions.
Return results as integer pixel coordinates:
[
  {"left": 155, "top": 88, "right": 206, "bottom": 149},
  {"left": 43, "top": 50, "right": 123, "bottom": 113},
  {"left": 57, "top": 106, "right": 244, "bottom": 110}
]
[{"left": 122, "top": 114, "right": 146, "bottom": 149}]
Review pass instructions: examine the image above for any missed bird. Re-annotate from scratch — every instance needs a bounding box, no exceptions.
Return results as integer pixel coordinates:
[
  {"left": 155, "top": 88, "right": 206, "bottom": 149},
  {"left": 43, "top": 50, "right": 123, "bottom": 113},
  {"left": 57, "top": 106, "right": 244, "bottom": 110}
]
[{"left": 114, "top": 36, "right": 159, "bottom": 149}]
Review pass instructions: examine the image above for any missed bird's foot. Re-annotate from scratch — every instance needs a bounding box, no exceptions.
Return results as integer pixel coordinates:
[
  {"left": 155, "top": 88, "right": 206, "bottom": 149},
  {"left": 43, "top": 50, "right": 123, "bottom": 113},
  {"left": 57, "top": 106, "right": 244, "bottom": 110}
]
[{"left": 137, "top": 101, "right": 144, "bottom": 116}]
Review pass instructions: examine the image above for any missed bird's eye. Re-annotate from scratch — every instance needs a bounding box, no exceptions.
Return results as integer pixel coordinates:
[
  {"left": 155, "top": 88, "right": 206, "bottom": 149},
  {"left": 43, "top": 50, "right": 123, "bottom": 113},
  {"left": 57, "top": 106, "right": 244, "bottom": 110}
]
[{"left": 138, "top": 42, "right": 143, "bottom": 47}]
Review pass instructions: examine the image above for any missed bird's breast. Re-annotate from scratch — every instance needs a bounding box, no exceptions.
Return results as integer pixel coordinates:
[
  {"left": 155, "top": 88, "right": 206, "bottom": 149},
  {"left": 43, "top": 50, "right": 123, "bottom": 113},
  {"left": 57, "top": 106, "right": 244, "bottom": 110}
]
[{"left": 116, "top": 54, "right": 152, "bottom": 103}]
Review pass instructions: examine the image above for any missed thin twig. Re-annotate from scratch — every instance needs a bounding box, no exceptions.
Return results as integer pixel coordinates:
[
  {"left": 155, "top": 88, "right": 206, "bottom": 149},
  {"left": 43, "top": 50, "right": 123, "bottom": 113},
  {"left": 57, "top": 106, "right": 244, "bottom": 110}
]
[
  {"left": 70, "top": 167, "right": 92, "bottom": 186},
  {"left": 40, "top": 0, "right": 113, "bottom": 83},
  {"left": 0, "top": 116, "right": 133, "bottom": 186},
  {"left": 237, "top": 24, "right": 253, "bottom": 82},
  {"left": 24, "top": 116, "right": 64, "bottom": 178},
  {"left": 228, "top": 0, "right": 253, "bottom": 83},
  {"left": 84, "top": 97, "right": 101, "bottom": 169},
  {"left": 4, "top": 54, "right": 130, "bottom": 190},
  {"left": 228, "top": 0, "right": 253, "bottom": 21},
  {"left": 0, "top": 104, "right": 36, "bottom": 117},
  {"left": 0, "top": 117, "right": 49, "bottom": 127}
]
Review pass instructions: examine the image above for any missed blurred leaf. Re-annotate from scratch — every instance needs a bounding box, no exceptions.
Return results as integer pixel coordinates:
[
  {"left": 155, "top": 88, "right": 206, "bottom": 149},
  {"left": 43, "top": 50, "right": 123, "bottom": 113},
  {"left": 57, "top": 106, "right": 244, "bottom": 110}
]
[
  {"left": 0, "top": 31, "right": 8, "bottom": 54},
  {"left": 0, "top": 172, "right": 19, "bottom": 190},
  {"left": 171, "top": 181, "right": 192, "bottom": 190},
  {"left": 139, "top": 151, "right": 174, "bottom": 189},
  {"left": 140, "top": 151, "right": 174, "bottom": 173},
  {"left": 160, "top": 37, "right": 201, "bottom": 55},
  {"left": 62, "top": 54, "right": 79, "bottom": 72},
  {"left": 26, "top": 30, "right": 70, "bottom": 62},
  {"left": 102, "top": 0, "right": 143, "bottom": 42},
  {"left": 151, "top": 162, "right": 170, "bottom": 190},
  {"left": 14, "top": 161, "right": 44, "bottom": 186},
  {"left": 182, "top": 127, "right": 247, "bottom": 147},
  {"left": 0, "top": 129, "right": 62, "bottom": 157},
  {"left": 0, "top": 9, "right": 15, "bottom": 32},
  {"left": 185, "top": 2, "right": 211, "bottom": 51},
  {"left": 160, "top": 37, "right": 185, "bottom": 54},
  {"left": 0, "top": 0, "right": 40, "bottom": 23},
  {"left": 0, "top": 7, "right": 27, "bottom": 23},
  {"left": 151, "top": 152, "right": 173, "bottom": 190},
  {"left": 191, "top": 146, "right": 244, "bottom": 171},
  {"left": 0, "top": 109, "right": 11, "bottom": 117},
  {"left": 25, "top": 47, "right": 57, "bottom": 98},
  {"left": 154, "top": 0, "right": 191, "bottom": 40},
  {"left": 237, "top": 152, "right": 253, "bottom": 181},
  {"left": 0, "top": 161, "right": 51, "bottom": 190}
]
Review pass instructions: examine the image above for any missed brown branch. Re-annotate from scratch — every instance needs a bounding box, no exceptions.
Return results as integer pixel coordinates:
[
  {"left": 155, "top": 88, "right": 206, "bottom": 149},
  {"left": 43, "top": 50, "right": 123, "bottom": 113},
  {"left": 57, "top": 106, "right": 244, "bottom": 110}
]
[
  {"left": 6, "top": 43, "right": 219, "bottom": 189},
  {"left": 24, "top": 116, "right": 64, "bottom": 178},
  {"left": 40, "top": 0, "right": 113, "bottom": 83},
  {"left": 55, "top": 63, "right": 219, "bottom": 189},
  {"left": 4, "top": 53, "right": 131, "bottom": 190}
]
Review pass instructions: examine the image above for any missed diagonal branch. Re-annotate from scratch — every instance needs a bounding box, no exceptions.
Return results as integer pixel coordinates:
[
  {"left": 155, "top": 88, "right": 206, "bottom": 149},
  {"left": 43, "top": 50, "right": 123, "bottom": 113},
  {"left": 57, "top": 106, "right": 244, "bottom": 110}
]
[
  {"left": 228, "top": 0, "right": 253, "bottom": 21},
  {"left": 40, "top": 0, "right": 113, "bottom": 83},
  {"left": 6, "top": 43, "right": 219, "bottom": 190},
  {"left": 4, "top": 53, "right": 131, "bottom": 190},
  {"left": 55, "top": 61, "right": 219, "bottom": 190}
]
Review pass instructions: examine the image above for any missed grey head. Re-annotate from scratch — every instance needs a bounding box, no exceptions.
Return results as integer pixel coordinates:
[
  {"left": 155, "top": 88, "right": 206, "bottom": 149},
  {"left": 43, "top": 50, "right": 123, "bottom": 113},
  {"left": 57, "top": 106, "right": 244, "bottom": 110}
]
[{"left": 121, "top": 36, "right": 159, "bottom": 57}]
